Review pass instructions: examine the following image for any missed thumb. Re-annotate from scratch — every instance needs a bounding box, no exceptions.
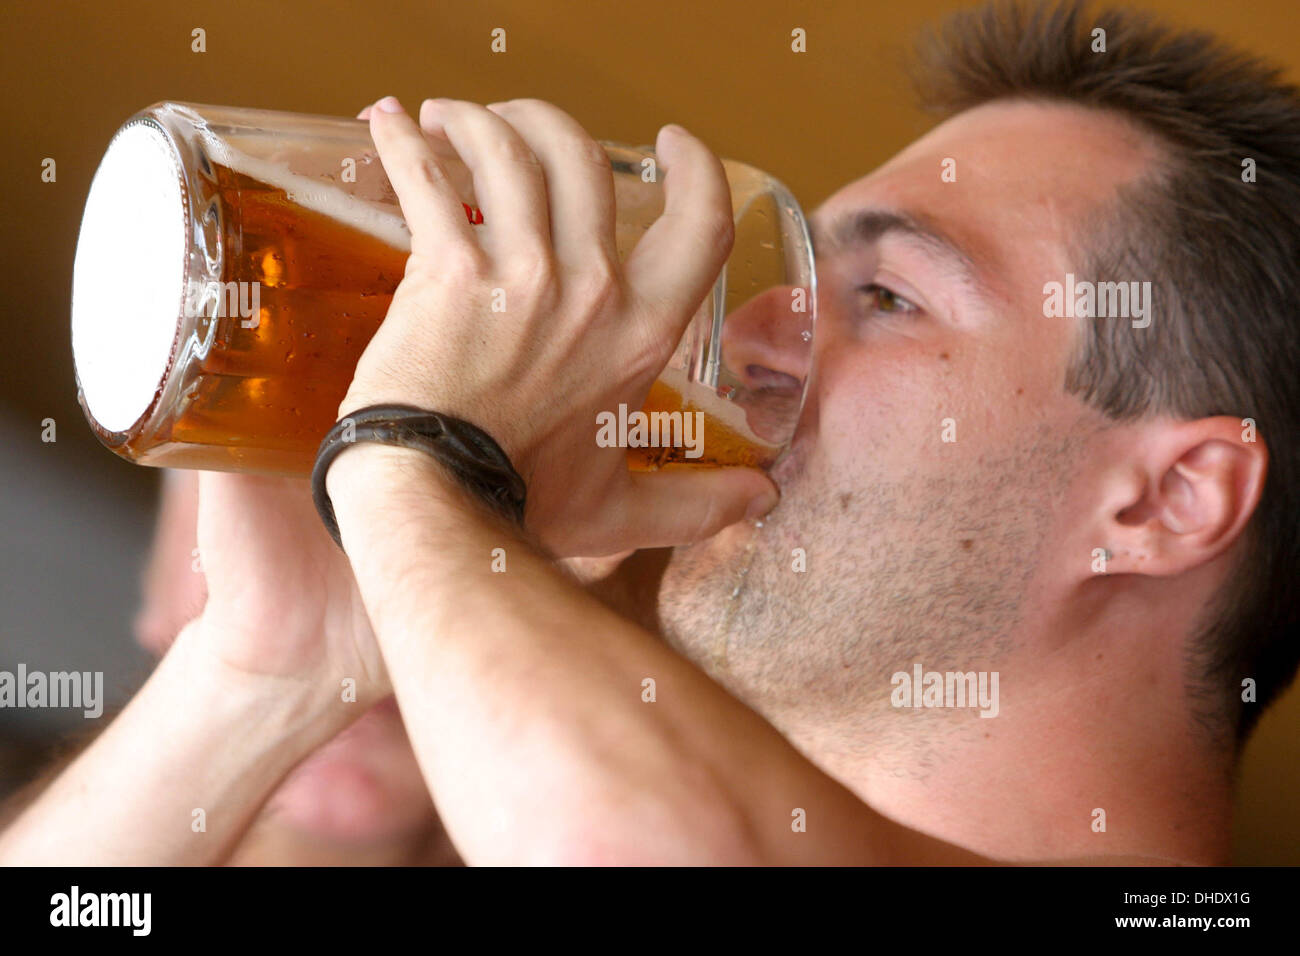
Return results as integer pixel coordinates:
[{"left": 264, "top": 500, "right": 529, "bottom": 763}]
[{"left": 621, "top": 468, "right": 780, "bottom": 549}]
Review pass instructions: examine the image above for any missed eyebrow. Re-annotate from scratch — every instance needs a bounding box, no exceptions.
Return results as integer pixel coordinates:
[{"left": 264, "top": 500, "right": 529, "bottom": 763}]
[{"left": 811, "top": 209, "right": 997, "bottom": 304}]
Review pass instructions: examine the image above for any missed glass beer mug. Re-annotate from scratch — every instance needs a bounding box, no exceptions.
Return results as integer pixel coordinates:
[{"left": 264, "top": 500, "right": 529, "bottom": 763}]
[{"left": 71, "top": 102, "right": 815, "bottom": 476}]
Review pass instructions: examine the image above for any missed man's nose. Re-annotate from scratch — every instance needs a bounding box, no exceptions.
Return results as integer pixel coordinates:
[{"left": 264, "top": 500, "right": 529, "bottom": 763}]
[{"left": 720, "top": 285, "right": 813, "bottom": 389}]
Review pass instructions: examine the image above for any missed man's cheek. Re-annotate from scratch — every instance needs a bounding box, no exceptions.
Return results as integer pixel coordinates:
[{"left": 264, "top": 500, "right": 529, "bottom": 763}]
[{"left": 820, "top": 358, "right": 979, "bottom": 467}]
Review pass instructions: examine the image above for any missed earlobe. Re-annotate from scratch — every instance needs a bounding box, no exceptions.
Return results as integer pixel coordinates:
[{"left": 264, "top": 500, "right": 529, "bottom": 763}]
[{"left": 1097, "top": 418, "right": 1267, "bottom": 578}]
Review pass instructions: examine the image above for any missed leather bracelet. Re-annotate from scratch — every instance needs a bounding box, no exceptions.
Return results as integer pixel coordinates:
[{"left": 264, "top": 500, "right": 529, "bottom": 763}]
[{"left": 310, "top": 404, "right": 527, "bottom": 548}]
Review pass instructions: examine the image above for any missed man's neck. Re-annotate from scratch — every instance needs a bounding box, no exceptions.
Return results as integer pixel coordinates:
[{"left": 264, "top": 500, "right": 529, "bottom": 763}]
[{"left": 777, "top": 621, "right": 1236, "bottom": 864}]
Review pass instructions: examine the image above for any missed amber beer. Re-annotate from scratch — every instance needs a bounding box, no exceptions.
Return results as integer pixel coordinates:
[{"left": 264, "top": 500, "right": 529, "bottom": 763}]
[
  {"left": 71, "top": 103, "right": 813, "bottom": 476},
  {"left": 146, "top": 162, "right": 411, "bottom": 474},
  {"left": 626, "top": 380, "right": 779, "bottom": 471},
  {"left": 154, "top": 167, "right": 776, "bottom": 474},
  {"left": 130, "top": 165, "right": 777, "bottom": 475}
]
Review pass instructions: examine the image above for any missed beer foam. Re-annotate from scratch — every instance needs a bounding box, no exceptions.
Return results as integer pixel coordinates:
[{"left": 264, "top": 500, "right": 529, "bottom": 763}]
[
  {"left": 72, "top": 122, "right": 188, "bottom": 434},
  {"left": 199, "top": 131, "right": 413, "bottom": 252},
  {"left": 656, "top": 362, "right": 768, "bottom": 441}
]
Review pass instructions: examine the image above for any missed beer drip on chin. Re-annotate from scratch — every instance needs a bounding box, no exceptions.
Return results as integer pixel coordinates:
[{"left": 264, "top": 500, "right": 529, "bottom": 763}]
[{"left": 706, "top": 517, "right": 766, "bottom": 671}]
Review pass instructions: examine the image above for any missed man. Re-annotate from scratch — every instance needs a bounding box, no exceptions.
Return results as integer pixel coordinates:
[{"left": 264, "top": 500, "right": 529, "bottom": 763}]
[{"left": 3, "top": 0, "right": 1297, "bottom": 864}]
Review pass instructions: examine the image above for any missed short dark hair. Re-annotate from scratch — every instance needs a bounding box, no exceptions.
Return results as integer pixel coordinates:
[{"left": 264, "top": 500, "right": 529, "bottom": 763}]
[{"left": 910, "top": 0, "right": 1300, "bottom": 744}]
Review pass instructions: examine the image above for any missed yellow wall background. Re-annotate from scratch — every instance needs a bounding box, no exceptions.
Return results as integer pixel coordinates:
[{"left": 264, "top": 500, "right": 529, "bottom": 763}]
[{"left": 1, "top": 0, "right": 1295, "bottom": 862}]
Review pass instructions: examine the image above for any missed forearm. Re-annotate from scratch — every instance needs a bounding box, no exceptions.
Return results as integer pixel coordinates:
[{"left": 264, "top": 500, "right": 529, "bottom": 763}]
[
  {"left": 0, "top": 619, "right": 345, "bottom": 865},
  {"left": 329, "top": 447, "right": 932, "bottom": 864}
]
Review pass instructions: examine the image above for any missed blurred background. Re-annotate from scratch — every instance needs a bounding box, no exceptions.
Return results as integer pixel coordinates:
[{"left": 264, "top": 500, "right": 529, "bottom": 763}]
[{"left": 0, "top": 0, "right": 1295, "bottom": 862}]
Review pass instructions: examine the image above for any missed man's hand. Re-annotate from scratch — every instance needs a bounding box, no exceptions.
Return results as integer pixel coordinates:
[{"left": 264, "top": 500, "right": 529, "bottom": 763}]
[
  {"left": 338, "top": 97, "right": 777, "bottom": 557},
  {"left": 0, "top": 468, "right": 397, "bottom": 865},
  {"left": 191, "top": 472, "right": 387, "bottom": 711},
  {"left": 134, "top": 468, "right": 387, "bottom": 713}
]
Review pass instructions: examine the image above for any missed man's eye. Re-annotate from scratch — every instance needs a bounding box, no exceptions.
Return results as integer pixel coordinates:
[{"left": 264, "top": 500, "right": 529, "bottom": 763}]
[{"left": 855, "top": 283, "right": 918, "bottom": 316}]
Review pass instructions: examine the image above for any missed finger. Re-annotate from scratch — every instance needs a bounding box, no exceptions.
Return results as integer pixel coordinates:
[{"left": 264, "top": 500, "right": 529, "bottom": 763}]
[
  {"left": 368, "top": 96, "right": 477, "bottom": 258},
  {"left": 614, "top": 468, "right": 779, "bottom": 549},
  {"left": 361, "top": 102, "right": 479, "bottom": 203},
  {"left": 418, "top": 98, "right": 551, "bottom": 263},
  {"left": 623, "top": 124, "right": 734, "bottom": 335},
  {"left": 484, "top": 99, "right": 617, "bottom": 267}
]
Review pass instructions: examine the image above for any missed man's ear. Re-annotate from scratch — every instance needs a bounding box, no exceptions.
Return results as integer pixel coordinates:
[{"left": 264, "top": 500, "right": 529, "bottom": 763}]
[{"left": 1094, "top": 416, "right": 1267, "bottom": 577}]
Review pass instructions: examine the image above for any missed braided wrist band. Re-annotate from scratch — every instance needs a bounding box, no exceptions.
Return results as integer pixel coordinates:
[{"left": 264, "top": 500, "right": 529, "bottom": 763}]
[{"left": 310, "top": 404, "right": 527, "bottom": 548}]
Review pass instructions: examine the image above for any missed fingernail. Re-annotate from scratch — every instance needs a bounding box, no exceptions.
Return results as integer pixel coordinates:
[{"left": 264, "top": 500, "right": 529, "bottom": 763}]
[
  {"left": 745, "top": 487, "right": 780, "bottom": 520},
  {"left": 375, "top": 96, "right": 404, "bottom": 114}
]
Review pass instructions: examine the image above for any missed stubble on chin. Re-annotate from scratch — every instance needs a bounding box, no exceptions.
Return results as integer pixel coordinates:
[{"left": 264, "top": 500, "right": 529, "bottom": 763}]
[{"left": 656, "top": 424, "right": 1087, "bottom": 745}]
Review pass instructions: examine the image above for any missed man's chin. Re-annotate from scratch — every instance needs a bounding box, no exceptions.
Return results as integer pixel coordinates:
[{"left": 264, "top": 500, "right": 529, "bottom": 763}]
[
  {"left": 266, "top": 697, "right": 434, "bottom": 845},
  {"left": 664, "top": 515, "right": 760, "bottom": 581}
]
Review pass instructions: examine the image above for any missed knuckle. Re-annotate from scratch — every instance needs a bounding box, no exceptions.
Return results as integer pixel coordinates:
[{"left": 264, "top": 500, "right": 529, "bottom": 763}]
[
  {"left": 402, "top": 251, "right": 434, "bottom": 280},
  {"left": 491, "top": 135, "right": 543, "bottom": 169},
  {"left": 572, "top": 260, "right": 623, "bottom": 310},
  {"left": 431, "top": 245, "right": 486, "bottom": 284},
  {"left": 570, "top": 135, "right": 612, "bottom": 171},
  {"left": 505, "top": 251, "right": 557, "bottom": 295},
  {"left": 409, "top": 154, "right": 451, "bottom": 189},
  {"left": 702, "top": 210, "right": 735, "bottom": 253}
]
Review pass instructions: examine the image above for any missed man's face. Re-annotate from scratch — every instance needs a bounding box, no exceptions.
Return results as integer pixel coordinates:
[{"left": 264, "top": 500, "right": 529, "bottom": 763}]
[{"left": 658, "top": 99, "right": 1161, "bottom": 752}]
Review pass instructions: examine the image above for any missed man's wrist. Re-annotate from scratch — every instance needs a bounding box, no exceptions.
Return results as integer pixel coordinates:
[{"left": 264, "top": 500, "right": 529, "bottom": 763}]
[
  {"left": 327, "top": 442, "right": 463, "bottom": 515},
  {"left": 174, "top": 618, "right": 355, "bottom": 754},
  {"left": 325, "top": 439, "right": 520, "bottom": 561}
]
